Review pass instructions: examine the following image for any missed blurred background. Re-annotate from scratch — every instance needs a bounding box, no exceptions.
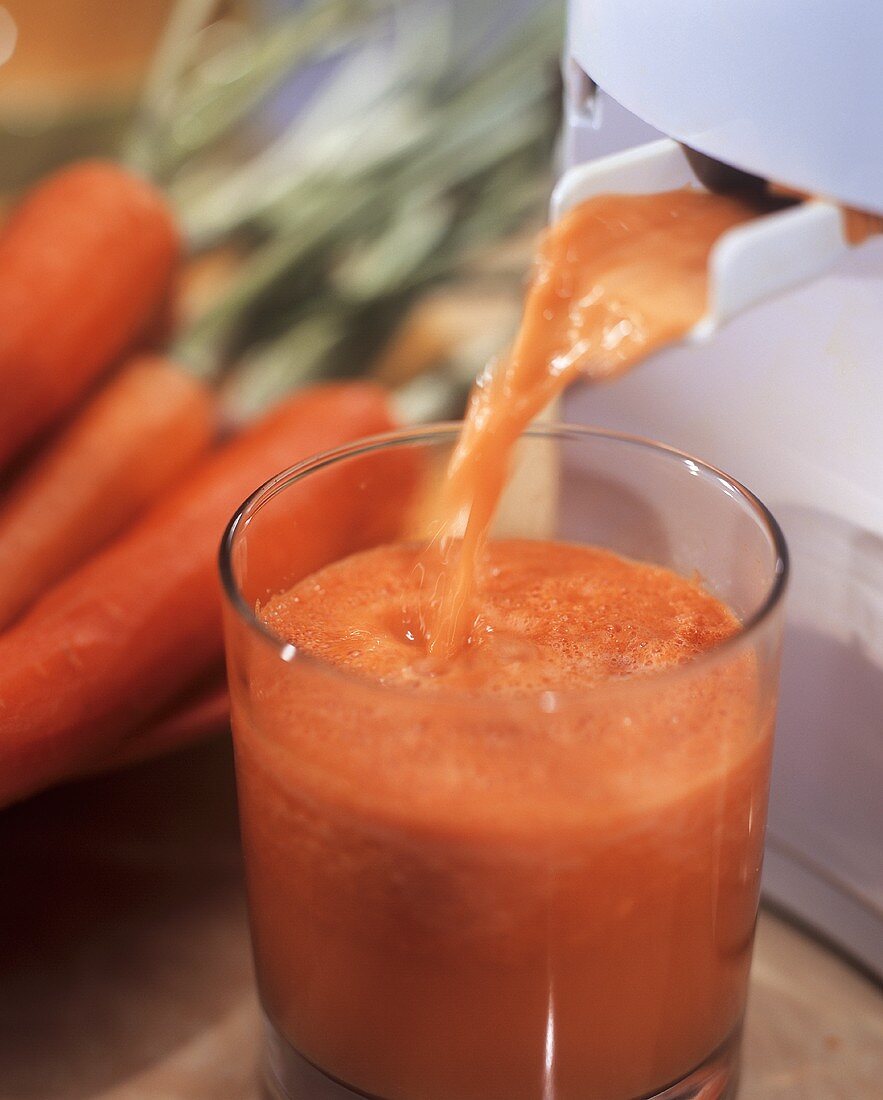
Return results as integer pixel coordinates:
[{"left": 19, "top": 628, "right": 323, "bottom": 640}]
[
  {"left": 0, "top": 0, "right": 168, "bottom": 189},
  {"left": 0, "top": 0, "right": 563, "bottom": 421}
]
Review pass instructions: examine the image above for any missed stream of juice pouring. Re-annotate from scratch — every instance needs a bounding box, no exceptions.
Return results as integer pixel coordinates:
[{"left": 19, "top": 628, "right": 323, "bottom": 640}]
[{"left": 423, "top": 188, "right": 775, "bottom": 657}]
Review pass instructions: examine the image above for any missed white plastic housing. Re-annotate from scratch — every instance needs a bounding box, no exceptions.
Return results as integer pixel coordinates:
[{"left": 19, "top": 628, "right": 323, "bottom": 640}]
[
  {"left": 561, "top": 3, "right": 883, "bottom": 976},
  {"left": 568, "top": 0, "right": 883, "bottom": 212}
]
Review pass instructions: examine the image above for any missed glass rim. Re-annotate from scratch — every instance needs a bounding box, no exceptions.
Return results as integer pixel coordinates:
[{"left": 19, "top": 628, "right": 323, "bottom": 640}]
[{"left": 219, "top": 421, "right": 789, "bottom": 702}]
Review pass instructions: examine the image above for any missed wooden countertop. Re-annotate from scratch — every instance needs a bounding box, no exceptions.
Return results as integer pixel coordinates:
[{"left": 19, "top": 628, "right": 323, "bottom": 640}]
[{"left": 1, "top": 738, "right": 880, "bottom": 1099}]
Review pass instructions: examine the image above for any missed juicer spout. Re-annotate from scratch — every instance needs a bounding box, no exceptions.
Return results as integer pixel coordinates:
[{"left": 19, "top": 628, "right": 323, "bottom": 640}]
[{"left": 551, "top": 139, "right": 868, "bottom": 343}]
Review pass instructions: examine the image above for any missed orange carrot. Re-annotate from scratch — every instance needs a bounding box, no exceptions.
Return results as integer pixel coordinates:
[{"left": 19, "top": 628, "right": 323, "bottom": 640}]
[
  {"left": 0, "top": 160, "right": 180, "bottom": 470},
  {"left": 0, "top": 355, "right": 216, "bottom": 629},
  {"left": 0, "top": 383, "right": 398, "bottom": 806},
  {"left": 80, "top": 679, "right": 230, "bottom": 778}
]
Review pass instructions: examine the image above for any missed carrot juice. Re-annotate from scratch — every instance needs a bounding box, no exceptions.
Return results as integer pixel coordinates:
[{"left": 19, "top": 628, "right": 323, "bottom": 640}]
[
  {"left": 230, "top": 534, "right": 777, "bottom": 1100},
  {"left": 221, "top": 187, "right": 788, "bottom": 1099}
]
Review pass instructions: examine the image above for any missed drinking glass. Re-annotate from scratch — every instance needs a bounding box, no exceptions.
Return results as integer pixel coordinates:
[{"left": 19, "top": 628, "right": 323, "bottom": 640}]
[{"left": 219, "top": 424, "right": 788, "bottom": 1100}]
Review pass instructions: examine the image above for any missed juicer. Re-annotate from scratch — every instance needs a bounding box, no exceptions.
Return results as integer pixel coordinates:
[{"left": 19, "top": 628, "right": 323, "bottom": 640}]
[{"left": 559, "top": 0, "right": 883, "bottom": 976}]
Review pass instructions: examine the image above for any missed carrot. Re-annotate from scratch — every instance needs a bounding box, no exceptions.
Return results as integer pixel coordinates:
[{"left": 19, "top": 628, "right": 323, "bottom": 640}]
[
  {"left": 0, "top": 383, "right": 399, "bottom": 807},
  {"left": 0, "top": 160, "right": 180, "bottom": 471},
  {"left": 0, "top": 355, "right": 216, "bottom": 630},
  {"left": 79, "top": 679, "right": 230, "bottom": 779}
]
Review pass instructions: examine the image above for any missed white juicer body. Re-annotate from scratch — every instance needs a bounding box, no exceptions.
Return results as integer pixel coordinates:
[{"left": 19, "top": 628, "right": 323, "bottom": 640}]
[{"left": 561, "top": 0, "right": 883, "bottom": 975}]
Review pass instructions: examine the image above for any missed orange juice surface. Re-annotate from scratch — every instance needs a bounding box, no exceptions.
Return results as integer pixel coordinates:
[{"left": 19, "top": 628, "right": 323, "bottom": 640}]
[{"left": 233, "top": 540, "right": 772, "bottom": 1100}]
